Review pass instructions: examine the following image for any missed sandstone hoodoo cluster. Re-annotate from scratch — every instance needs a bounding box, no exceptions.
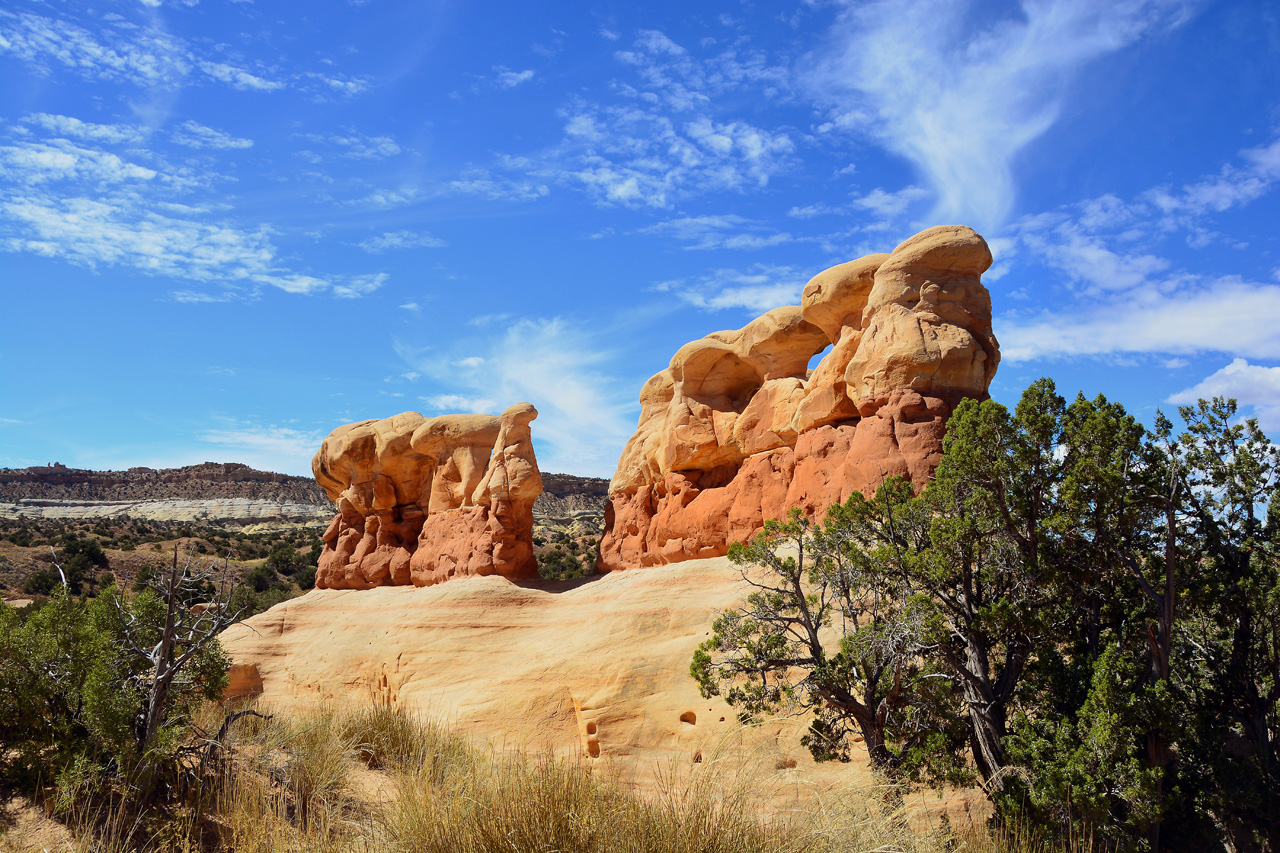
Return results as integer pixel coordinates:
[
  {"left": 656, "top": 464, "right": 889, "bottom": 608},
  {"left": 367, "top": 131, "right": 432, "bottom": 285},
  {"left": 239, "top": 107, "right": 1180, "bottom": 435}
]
[
  {"left": 597, "top": 224, "right": 1001, "bottom": 572},
  {"left": 313, "top": 402, "right": 542, "bottom": 589}
]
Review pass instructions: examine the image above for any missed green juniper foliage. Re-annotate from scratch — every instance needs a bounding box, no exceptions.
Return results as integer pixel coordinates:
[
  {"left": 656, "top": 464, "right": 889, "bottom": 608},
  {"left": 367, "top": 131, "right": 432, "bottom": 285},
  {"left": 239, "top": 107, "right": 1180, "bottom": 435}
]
[
  {"left": 0, "top": 550, "right": 239, "bottom": 805},
  {"left": 694, "top": 379, "right": 1280, "bottom": 851}
]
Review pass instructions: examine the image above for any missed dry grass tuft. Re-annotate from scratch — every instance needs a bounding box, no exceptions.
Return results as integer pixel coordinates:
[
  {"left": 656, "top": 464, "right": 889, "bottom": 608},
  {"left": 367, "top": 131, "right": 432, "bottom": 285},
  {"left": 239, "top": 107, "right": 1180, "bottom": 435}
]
[{"left": 1, "top": 701, "right": 1083, "bottom": 853}]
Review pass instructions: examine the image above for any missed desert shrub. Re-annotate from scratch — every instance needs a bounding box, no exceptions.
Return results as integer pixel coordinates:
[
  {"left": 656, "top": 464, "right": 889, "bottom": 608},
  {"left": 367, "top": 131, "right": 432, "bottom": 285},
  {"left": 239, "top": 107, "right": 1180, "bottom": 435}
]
[
  {"left": 0, "top": 557, "right": 237, "bottom": 807},
  {"left": 244, "top": 563, "right": 279, "bottom": 592},
  {"left": 21, "top": 568, "right": 58, "bottom": 596},
  {"left": 228, "top": 581, "right": 300, "bottom": 621},
  {"left": 538, "top": 548, "right": 594, "bottom": 581},
  {"left": 265, "top": 543, "right": 312, "bottom": 577},
  {"left": 294, "top": 564, "right": 317, "bottom": 590}
]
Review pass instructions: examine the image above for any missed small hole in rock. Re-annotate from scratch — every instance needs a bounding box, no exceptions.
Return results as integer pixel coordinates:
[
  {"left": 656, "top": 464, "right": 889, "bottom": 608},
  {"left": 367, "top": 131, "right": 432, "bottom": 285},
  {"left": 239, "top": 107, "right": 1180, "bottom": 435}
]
[
  {"left": 586, "top": 722, "right": 597, "bottom": 735},
  {"left": 587, "top": 741, "right": 600, "bottom": 758},
  {"left": 692, "top": 751, "right": 703, "bottom": 764},
  {"left": 719, "top": 717, "right": 726, "bottom": 722},
  {"left": 679, "top": 711, "right": 697, "bottom": 725}
]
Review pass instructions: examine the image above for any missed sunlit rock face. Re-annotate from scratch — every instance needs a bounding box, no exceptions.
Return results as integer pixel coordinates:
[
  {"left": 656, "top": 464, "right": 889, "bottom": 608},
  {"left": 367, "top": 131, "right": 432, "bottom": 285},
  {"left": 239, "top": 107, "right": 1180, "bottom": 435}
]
[
  {"left": 313, "top": 403, "right": 542, "bottom": 589},
  {"left": 598, "top": 225, "right": 1000, "bottom": 572}
]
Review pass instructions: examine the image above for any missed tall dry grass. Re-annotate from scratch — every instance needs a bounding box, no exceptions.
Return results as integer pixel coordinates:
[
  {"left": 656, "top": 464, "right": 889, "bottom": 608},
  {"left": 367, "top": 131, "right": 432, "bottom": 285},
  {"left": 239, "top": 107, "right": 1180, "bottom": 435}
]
[{"left": 0, "top": 701, "right": 1084, "bottom": 853}]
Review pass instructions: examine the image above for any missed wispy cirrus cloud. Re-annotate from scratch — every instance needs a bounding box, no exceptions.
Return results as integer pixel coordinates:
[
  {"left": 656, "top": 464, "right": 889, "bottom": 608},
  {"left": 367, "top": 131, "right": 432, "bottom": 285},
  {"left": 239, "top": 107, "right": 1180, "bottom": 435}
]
[
  {"left": 24, "top": 113, "right": 144, "bottom": 145},
  {"left": 170, "top": 120, "right": 252, "bottom": 150},
  {"left": 198, "top": 421, "right": 329, "bottom": 476},
  {"left": 999, "top": 130, "right": 1280, "bottom": 364},
  {"left": 0, "top": 9, "right": 282, "bottom": 91},
  {"left": 810, "top": 0, "right": 1200, "bottom": 231},
  {"left": 355, "top": 227, "right": 445, "bottom": 251},
  {"left": 297, "top": 130, "right": 401, "bottom": 162},
  {"left": 640, "top": 215, "right": 794, "bottom": 250},
  {"left": 653, "top": 263, "right": 808, "bottom": 313},
  {"left": 488, "top": 29, "right": 797, "bottom": 209},
  {"left": 0, "top": 126, "right": 379, "bottom": 299},
  {"left": 357, "top": 230, "right": 447, "bottom": 252},
  {"left": 0, "top": 8, "right": 364, "bottom": 98},
  {"left": 1000, "top": 276, "right": 1280, "bottom": 363},
  {"left": 493, "top": 66, "right": 535, "bottom": 88},
  {"left": 394, "top": 317, "right": 637, "bottom": 477}
]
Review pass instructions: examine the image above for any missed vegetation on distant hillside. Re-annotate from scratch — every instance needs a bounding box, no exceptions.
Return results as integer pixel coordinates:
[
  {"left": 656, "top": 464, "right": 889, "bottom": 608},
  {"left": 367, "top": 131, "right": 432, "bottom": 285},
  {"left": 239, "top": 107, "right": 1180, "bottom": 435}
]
[
  {"left": 535, "top": 529, "right": 599, "bottom": 580},
  {"left": 0, "top": 517, "right": 322, "bottom": 617},
  {"left": 694, "top": 379, "right": 1279, "bottom": 851}
]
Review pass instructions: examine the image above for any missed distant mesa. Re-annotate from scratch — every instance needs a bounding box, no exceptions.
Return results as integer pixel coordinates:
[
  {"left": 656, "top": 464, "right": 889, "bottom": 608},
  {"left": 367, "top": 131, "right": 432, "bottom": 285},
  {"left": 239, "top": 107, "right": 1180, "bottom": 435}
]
[
  {"left": 598, "top": 224, "right": 1000, "bottom": 572},
  {"left": 313, "top": 402, "right": 543, "bottom": 589},
  {"left": 0, "top": 461, "right": 331, "bottom": 525}
]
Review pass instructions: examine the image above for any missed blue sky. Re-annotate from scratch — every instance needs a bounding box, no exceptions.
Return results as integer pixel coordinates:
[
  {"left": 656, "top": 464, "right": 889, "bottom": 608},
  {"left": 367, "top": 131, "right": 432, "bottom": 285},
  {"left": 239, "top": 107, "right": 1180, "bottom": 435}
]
[{"left": 1, "top": 0, "right": 1278, "bottom": 478}]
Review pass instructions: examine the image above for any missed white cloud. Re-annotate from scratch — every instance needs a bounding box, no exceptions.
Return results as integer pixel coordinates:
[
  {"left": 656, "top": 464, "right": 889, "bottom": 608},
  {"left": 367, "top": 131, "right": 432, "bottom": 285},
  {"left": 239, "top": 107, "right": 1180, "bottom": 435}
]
[
  {"left": 852, "top": 185, "right": 929, "bottom": 219},
  {"left": 787, "top": 202, "right": 843, "bottom": 219},
  {"left": 419, "top": 394, "right": 499, "bottom": 413},
  {"left": 1019, "top": 218, "right": 1170, "bottom": 291},
  {"left": 396, "top": 317, "right": 637, "bottom": 477},
  {"left": 1000, "top": 277, "right": 1280, "bottom": 363},
  {"left": 655, "top": 264, "right": 807, "bottom": 313},
  {"left": 502, "top": 30, "right": 795, "bottom": 209},
  {"left": 0, "top": 132, "right": 381, "bottom": 299},
  {"left": 1142, "top": 136, "right": 1280, "bottom": 221},
  {"left": 553, "top": 104, "right": 794, "bottom": 208},
  {"left": 357, "top": 230, "right": 447, "bottom": 252},
  {"left": 494, "top": 67, "right": 535, "bottom": 88},
  {"left": 998, "top": 132, "right": 1280, "bottom": 364},
  {"left": 25, "top": 113, "right": 142, "bottom": 144},
  {"left": 195, "top": 59, "right": 282, "bottom": 91},
  {"left": 0, "top": 10, "right": 282, "bottom": 92},
  {"left": 170, "top": 120, "right": 253, "bottom": 150},
  {"left": 0, "top": 139, "right": 158, "bottom": 184},
  {"left": 1167, "top": 359, "right": 1280, "bottom": 430},
  {"left": 331, "top": 272, "right": 388, "bottom": 299},
  {"left": 299, "top": 71, "right": 369, "bottom": 98},
  {"left": 444, "top": 169, "right": 549, "bottom": 202},
  {"left": 640, "top": 215, "right": 793, "bottom": 250},
  {"left": 298, "top": 131, "right": 401, "bottom": 161},
  {"left": 810, "top": 0, "right": 1198, "bottom": 230},
  {"left": 198, "top": 423, "right": 328, "bottom": 477}
]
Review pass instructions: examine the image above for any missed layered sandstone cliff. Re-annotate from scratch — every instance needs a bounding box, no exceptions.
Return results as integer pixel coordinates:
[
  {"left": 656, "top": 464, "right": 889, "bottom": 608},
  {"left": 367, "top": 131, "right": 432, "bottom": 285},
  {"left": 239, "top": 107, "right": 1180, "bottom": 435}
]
[
  {"left": 313, "top": 402, "right": 542, "bottom": 589},
  {"left": 598, "top": 225, "right": 999, "bottom": 572}
]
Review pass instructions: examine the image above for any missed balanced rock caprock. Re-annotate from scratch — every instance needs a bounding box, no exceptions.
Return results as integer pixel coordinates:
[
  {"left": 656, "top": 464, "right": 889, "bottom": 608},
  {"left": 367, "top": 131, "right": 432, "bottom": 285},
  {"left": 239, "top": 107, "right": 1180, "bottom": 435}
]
[
  {"left": 313, "top": 402, "right": 542, "bottom": 588},
  {"left": 598, "top": 225, "right": 1000, "bottom": 572}
]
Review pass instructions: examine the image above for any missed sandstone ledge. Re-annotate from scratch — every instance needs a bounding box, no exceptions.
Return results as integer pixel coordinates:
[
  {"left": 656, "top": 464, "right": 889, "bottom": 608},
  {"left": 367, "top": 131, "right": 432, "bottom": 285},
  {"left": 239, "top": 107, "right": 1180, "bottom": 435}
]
[{"left": 219, "top": 557, "right": 875, "bottom": 793}]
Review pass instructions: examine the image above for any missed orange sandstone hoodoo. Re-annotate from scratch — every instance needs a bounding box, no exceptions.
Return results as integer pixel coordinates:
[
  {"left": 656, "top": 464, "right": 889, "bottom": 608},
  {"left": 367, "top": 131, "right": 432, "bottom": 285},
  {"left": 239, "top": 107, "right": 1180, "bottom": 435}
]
[
  {"left": 597, "top": 224, "right": 1001, "bottom": 573},
  {"left": 312, "top": 402, "right": 542, "bottom": 589}
]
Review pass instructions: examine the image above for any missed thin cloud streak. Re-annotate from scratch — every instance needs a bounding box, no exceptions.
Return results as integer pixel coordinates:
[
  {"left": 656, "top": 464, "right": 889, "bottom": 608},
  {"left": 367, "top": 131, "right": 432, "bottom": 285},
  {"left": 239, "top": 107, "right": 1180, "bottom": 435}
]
[
  {"left": 394, "top": 317, "right": 637, "bottom": 478},
  {"left": 810, "top": 0, "right": 1199, "bottom": 231}
]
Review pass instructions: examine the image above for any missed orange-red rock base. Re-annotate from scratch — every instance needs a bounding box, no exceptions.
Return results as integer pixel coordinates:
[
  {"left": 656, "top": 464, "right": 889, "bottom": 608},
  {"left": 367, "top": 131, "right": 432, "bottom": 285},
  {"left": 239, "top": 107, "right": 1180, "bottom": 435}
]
[
  {"left": 317, "top": 501, "right": 537, "bottom": 589},
  {"left": 598, "top": 390, "right": 959, "bottom": 571}
]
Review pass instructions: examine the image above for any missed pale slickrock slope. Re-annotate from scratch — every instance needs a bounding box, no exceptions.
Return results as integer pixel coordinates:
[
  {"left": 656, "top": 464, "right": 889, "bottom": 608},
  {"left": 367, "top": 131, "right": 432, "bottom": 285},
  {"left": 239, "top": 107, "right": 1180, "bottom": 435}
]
[{"left": 219, "top": 555, "right": 875, "bottom": 796}]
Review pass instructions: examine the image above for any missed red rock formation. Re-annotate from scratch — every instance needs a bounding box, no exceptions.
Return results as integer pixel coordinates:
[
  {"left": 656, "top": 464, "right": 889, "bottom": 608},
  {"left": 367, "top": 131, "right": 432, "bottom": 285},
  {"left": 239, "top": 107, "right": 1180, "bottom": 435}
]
[
  {"left": 313, "top": 402, "right": 542, "bottom": 589},
  {"left": 599, "top": 225, "right": 1000, "bottom": 572}
]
